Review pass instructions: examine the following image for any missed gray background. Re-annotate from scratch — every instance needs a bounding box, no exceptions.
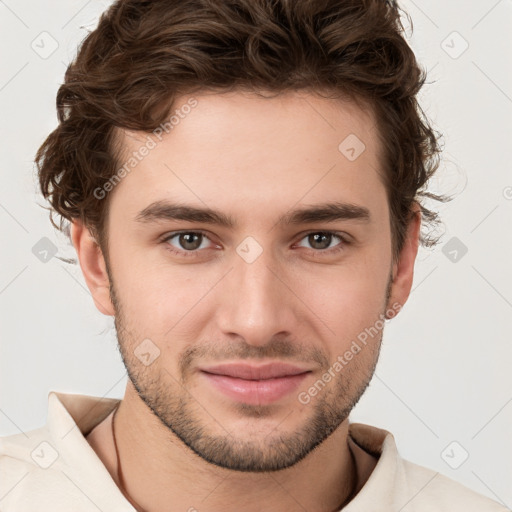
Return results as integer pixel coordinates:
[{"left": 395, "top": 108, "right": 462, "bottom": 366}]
[{"left": 1, "top": 0, "right": 511, "bottom": 507}]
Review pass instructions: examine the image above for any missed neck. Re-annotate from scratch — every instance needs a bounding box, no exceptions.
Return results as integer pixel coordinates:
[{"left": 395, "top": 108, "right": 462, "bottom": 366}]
[{"left": 92, "top": 383, "right": 358, "bottom": 512}]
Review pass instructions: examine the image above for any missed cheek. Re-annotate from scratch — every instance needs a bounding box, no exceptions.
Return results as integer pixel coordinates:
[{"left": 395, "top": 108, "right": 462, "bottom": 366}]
[
  {"left": 124, "top": 263, "right": 221, "bottom": 342},
  {"left": 110, "top": 231, "right": 391, "bottom": 346},
  {"left": 109, "top": 246, "right": 199, "bottom": 329},
  {"left": 293, "top": 256, "right": 390, "bottom": 347}
]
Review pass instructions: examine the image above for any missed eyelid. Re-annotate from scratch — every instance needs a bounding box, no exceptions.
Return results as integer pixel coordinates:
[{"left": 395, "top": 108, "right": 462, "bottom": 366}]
[
  {"left": 292, "top": 230, "right": 350, "bottom": 253},
  {"left": 161, "top": 230, "right": 219, "bottom": 249},
  {"left": 293, "top": 229, "right": 351, "bottom": 244},
  {"left": 160, "top": 229, "right": 351, "bottom": 257}
]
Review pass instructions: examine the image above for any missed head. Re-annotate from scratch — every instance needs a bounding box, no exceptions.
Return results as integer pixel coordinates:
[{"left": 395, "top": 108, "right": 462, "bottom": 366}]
[{"left": 36, "top": 0, "right": 444, "bottom": 472}]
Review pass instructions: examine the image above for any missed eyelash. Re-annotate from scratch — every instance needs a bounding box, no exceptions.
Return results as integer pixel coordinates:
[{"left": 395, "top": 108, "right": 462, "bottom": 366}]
[{"left": 160, "top": 230, "right": 350, "bottom": 259}]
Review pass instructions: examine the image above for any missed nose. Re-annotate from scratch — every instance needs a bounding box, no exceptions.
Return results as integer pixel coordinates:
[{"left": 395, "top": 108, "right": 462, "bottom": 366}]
[{"left": 215, "top": 243, "right": 298, "bottom": 347}]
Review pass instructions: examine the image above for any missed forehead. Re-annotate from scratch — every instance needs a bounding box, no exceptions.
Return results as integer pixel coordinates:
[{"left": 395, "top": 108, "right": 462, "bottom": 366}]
[{"left": 108, "top": 90, "right": 386, "bottom": 227}]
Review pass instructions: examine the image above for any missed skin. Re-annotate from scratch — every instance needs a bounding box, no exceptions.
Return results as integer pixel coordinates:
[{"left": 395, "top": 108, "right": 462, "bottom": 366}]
[{"left": 72, "top": 90, "right": 420, "bottom": 512}]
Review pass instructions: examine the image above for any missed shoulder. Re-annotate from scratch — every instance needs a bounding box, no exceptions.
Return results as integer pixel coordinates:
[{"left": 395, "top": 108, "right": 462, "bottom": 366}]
[
  {"left": 399, "top": 458, "right": 509, "bottom": 512},
  {"left": 0, "top": 426, "right": 98, "bottom": 511},
  {"left": 0, "top": 392, "right": 129, "bottom": 511},
  {"left": 347, "top": 422, "right": 509, "bottom": 512},
  {"left": 1, "top": 427, "right": 63, "bottom": 509}
]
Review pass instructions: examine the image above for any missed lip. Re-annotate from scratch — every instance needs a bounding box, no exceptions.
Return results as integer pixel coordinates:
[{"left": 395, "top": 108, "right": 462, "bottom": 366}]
[
  {"left": 200, "top": 362, "right": 311, "bottom": 380},
  {"left": 199, "top": 363, "right": 312, "bottom": 405}
]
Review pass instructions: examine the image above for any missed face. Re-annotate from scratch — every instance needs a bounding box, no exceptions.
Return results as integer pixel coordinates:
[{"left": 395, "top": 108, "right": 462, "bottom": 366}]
[{"left": 89, "top": 90, "right": 410, "bottom": 472}]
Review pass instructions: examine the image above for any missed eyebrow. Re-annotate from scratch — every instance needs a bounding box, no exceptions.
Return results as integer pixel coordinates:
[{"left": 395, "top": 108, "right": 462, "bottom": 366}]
[{"left": 134, "top": 200, "right": 371, "bottom": 228}]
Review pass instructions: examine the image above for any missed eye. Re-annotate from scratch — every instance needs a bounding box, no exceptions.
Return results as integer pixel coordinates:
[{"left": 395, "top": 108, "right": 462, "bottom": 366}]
[
  {"left": 160, "top": 230, "right": 349, "bottom": 260},
  {"left": 162, "top": 231, "right": 216, "bottom": 257},
  {"left": 295, "top": 231, "right": 348, "bottom": 254}
]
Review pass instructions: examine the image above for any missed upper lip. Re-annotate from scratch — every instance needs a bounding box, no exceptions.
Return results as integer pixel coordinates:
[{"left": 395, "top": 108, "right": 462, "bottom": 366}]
[{"left": 200, "top": 362, "right": 312, "bottom": 380}]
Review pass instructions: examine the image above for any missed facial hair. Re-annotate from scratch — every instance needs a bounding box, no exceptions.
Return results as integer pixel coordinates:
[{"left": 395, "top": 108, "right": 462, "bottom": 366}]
[{"left": 108, "top": 263, "right": 391, "bottom": 472}]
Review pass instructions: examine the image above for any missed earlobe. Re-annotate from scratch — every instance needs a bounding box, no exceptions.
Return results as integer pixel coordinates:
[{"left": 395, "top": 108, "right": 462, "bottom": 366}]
[
  {"left": 70, "top": 221, "right": 115, "bottom": 316},
  {"left": 387, "top": 204, "right": 422, "bottom": 313}
]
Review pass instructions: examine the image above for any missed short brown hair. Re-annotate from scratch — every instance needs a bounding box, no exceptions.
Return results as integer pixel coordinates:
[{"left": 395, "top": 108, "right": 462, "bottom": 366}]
[{"left": 36, "top": 0, "right": 446, "bottom": 261}]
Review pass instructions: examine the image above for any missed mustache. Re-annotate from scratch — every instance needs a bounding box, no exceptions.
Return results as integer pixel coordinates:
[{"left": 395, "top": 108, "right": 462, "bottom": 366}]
[{"left": 179, "top": 337, "right": 329, "bottom": 375}]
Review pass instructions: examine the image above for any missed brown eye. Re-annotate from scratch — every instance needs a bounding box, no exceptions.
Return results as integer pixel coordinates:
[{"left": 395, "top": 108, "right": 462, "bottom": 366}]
[
  {"left": 163, "top": 231, "right": 212, "bottom": 254},
  {"left": 295, "top": 231, "right": 348, "bottom": 256},
  {"left": 307, "top": 232, "right": 334, "bottom": 250},
  {"left": 177, "top": 232, "right": 203, "bottom": 250}
]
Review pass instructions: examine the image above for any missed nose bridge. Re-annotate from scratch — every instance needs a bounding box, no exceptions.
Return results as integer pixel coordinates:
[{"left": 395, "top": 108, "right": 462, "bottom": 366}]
[{"left": 216, "top": 241, "right": 295, "bottom": 345}]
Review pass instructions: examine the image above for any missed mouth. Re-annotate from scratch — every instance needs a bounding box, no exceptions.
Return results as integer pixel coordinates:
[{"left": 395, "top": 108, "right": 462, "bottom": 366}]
[{"left": 199, "top": 362, "right": 312, "bottom": 405}]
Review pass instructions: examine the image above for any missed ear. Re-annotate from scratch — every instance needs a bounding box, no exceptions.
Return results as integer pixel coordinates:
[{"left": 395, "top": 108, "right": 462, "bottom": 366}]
[
  {"left": 70, "top": 220, "right": 115, "bottom": 316},
  {"left": 386, "top": 203, "right": 421, "bottom": 313}
]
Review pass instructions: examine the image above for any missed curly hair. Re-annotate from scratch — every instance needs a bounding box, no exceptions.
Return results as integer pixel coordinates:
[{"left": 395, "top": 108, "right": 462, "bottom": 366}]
[{"left": 36, "top": 0, "right": 446, "bottom": 261}]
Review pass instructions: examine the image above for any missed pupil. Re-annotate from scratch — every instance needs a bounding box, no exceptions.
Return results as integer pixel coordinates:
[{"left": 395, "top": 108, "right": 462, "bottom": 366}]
[
  {"left": 181, "top": 233, "right": 201, "bottom": 250},
  {"left": 310, "top": 233, "right": 330, "bottom": 250}
]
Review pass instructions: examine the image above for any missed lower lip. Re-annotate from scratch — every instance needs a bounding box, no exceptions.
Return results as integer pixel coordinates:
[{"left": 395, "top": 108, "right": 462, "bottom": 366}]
[{"left": 200, "top": 371, "right": 310, "bottom": 405}]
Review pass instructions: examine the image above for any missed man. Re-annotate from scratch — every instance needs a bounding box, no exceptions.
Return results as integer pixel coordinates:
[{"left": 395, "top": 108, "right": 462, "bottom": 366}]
[{"left": 0, "top": 0, "right": 507, "bottom": 510}]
